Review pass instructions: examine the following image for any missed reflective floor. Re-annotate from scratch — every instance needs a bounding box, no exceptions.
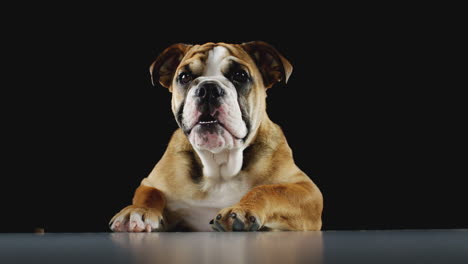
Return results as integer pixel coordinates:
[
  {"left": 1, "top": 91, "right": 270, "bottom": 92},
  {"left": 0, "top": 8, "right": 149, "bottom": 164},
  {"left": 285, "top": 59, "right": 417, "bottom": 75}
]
[{"left": 0, "top": 230, "right": 467, "bottom": 264}]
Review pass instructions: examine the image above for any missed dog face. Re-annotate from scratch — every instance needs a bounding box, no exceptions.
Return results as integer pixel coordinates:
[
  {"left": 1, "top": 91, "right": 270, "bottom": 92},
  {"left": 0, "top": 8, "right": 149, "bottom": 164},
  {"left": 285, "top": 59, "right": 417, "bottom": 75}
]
[{"left": 150, "top": 42, "right": 292, "bottom": 153}]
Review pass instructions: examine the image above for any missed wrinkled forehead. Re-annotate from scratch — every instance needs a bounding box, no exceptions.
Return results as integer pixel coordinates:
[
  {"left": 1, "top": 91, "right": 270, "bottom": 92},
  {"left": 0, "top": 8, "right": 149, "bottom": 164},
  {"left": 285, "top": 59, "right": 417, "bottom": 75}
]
[{"left": 178, "top": 43, "right": 254, "bottom": 76}]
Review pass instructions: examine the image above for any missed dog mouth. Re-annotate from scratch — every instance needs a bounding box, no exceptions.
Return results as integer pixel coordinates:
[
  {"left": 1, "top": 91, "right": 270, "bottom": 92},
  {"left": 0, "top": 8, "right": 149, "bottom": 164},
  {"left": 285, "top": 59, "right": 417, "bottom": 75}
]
[
  {"left": 197, "top": 113, "right": 219, "bottom": 125},
  {"left": 183, "top": 108, "right": 246, "bottom": 141},
  {"left": 191, "top": 112, "right": 243, "bottom": 140}
]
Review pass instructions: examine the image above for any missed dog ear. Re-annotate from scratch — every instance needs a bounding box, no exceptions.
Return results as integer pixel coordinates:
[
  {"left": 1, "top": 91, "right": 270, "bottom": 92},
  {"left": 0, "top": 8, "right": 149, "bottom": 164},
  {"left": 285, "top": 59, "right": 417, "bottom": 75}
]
[
  {"left": 241, "top": 41, "right": 293, "bottom": 89},
  {"left": 150, "top": 43, "right": 192, "bottom": 90}
]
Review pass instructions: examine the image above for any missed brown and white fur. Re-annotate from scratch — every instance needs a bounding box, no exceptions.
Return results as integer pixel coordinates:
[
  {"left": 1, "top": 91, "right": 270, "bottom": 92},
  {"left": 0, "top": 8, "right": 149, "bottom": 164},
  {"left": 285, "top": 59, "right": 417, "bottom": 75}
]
[{"left": 109, "top": 41, "right": 323, "bottom": 232}]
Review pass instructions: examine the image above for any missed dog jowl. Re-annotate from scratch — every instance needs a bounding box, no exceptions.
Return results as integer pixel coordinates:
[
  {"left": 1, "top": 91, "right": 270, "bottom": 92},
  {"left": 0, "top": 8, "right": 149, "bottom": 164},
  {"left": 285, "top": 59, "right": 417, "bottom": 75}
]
[{"left": 109, "top": 42, "right": 323, "bottom": 232}]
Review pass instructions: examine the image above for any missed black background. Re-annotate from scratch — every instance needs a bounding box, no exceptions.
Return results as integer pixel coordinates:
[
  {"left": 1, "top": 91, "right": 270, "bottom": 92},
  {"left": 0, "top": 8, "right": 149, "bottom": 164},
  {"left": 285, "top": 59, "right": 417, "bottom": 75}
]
[{"left": 3, "top": 6, "right": 465, "bottom": 232}]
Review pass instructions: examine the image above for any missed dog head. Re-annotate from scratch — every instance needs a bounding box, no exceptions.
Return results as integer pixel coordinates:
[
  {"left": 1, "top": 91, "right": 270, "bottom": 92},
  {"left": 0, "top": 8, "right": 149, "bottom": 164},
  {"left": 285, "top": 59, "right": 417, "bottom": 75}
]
[{"left": 150, "top": 41, "right": 292, "bottom": 153}]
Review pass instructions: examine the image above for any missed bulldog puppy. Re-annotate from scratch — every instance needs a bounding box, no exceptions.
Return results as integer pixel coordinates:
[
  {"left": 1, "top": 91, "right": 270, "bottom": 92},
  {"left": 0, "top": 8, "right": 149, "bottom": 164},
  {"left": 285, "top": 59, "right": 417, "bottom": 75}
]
[{"left": 109, "top": 41, "right": 323, "bottom": 232}]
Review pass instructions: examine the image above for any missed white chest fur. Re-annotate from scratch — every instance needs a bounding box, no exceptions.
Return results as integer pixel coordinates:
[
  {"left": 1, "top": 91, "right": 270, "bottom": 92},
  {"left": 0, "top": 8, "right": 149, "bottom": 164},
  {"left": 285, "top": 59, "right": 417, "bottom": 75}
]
[
  {"left": 171, "top": 142, "right": 247, "bottom": 231},
  {"left": 195, "top": 148, "right": 244, "bottom": 184},
  {"left": 167, "top": 175, "right": 250, "bottom": 231}
]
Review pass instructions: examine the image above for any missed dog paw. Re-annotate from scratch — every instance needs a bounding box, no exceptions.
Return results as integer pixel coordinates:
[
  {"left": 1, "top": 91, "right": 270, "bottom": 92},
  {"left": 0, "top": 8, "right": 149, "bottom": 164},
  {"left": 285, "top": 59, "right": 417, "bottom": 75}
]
[
  {"left": 210, "top": 206, "right": 263, "bottom": 232},
  {"left": 109, "top": 205, "right": 165, "bottom": 232}
]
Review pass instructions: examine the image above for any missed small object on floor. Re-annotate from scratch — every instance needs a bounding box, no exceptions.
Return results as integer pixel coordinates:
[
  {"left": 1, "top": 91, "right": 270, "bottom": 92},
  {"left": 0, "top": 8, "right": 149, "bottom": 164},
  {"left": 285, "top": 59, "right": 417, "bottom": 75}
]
[{"left": 33, "top": 227, "right": 44, "bottom": 234}]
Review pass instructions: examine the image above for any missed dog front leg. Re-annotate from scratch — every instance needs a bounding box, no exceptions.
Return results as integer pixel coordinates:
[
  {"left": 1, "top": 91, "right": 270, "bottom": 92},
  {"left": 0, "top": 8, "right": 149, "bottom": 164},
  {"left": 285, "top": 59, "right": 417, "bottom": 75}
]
[{"left": 211, "top": 181, "right": 323, "bottom": 231}]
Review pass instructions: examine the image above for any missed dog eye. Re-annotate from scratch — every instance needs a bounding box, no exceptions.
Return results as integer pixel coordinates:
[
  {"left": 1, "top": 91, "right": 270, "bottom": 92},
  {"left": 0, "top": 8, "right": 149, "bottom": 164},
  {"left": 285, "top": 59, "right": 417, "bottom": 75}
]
[
  {"left": 231, "top": 70, "right": 249, "bottom": 83},
  {"left": 178, "top": 72, "right": 193, "bottom": 85}
]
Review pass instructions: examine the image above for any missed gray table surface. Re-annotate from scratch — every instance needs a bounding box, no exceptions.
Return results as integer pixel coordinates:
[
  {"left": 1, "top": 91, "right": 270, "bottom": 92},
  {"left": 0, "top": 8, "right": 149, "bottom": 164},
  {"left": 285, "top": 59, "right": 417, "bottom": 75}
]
[{"left": 0, "top": 230, "right": 467, "bottom": 264}]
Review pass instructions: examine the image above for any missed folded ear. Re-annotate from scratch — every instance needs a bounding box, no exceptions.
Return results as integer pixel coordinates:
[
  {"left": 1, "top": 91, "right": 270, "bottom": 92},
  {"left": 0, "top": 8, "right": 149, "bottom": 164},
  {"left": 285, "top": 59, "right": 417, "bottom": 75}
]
[
  {"left": 149, "top": 43, "right": 192, "bottom": 89},
  {"left": 241, "top": 41, "right": 293, "bottom": 89}
]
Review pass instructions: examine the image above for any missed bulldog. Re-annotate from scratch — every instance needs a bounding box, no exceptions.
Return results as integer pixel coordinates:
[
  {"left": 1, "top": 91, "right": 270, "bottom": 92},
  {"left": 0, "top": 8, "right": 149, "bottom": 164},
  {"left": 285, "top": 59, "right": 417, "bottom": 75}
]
[{"left": 109, "top": 41, "right": 323, "bottom": 232}]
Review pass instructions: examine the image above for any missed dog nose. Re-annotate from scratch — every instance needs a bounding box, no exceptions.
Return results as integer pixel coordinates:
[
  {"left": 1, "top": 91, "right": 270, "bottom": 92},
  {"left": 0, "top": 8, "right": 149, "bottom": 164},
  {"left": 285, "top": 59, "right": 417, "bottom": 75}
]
[{"left": 195, "top": 82, "right": 224, "bottom": 100}]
